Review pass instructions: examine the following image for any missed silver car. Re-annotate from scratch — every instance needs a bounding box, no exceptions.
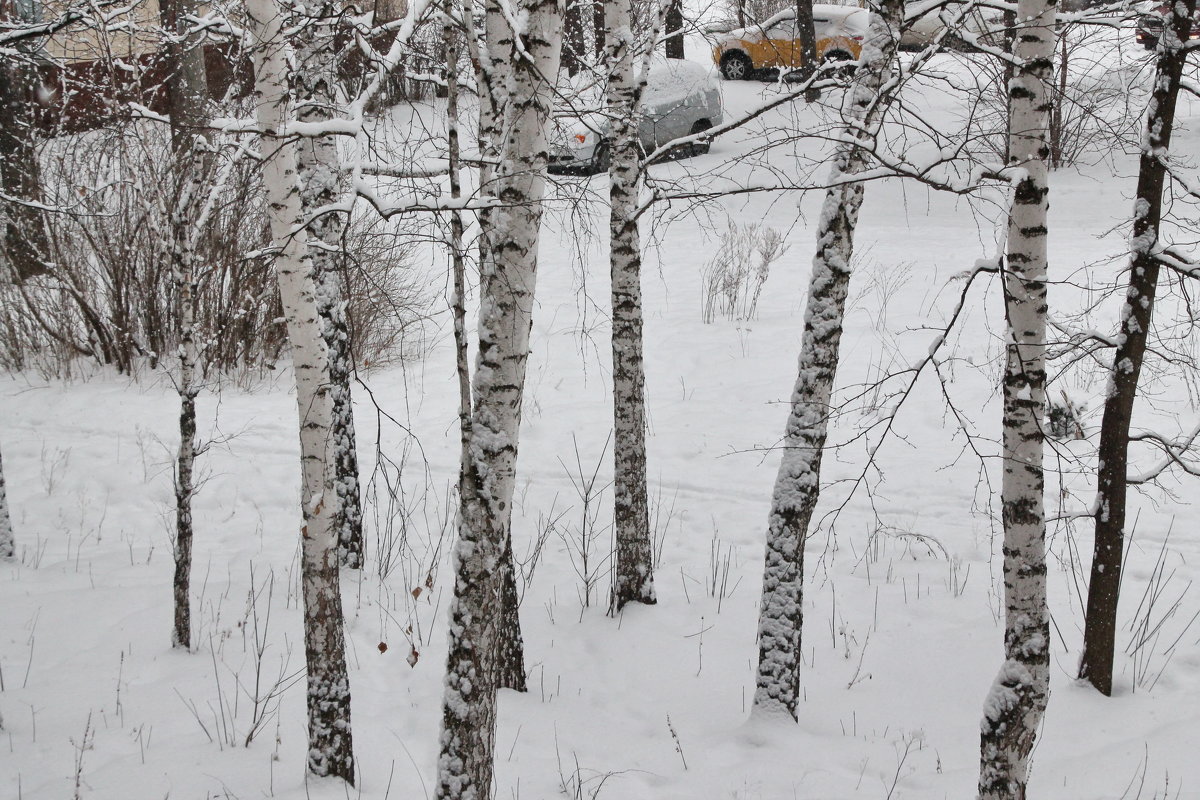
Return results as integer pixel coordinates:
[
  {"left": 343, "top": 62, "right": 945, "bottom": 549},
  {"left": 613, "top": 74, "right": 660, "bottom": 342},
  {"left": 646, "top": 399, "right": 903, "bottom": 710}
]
[{"left": 549, "top": 58, "right": 724, "bottom": 175}]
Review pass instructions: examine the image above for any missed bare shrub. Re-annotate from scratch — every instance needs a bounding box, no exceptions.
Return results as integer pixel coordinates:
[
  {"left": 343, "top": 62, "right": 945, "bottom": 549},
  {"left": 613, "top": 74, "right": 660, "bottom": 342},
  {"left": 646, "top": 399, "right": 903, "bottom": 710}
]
[
  {"left": 0, "top": 121, "right": 426, "bottom": 377},
  {"left": 700, "top": 222, "right": 787, "bottom": 323},
  {"left": 964, "top": 21, "right": 1147, "bottom": 169}
]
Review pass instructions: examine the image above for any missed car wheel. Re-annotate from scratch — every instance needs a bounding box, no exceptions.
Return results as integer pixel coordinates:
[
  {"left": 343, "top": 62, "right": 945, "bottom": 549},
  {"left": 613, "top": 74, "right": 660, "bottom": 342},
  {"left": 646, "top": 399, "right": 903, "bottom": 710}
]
[
  {"left": 720, "top": 51, "right": 753, "bottom": 81},
  {"left": 822, "top": 50, "right": 856, "bottom": 79},
  {"left": 590, "top": 142, "right": 610, "bottom": 175},
  {"left": 688, "top": 120, "right": 712, "bottom": 156}
]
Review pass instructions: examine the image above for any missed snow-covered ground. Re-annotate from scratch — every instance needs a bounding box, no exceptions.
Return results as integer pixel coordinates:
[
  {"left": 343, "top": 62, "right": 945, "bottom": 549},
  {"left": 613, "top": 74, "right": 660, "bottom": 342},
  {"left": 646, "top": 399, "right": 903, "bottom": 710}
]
[{"left": 4, "top": 34, "right": 1200, "bottom": 800}]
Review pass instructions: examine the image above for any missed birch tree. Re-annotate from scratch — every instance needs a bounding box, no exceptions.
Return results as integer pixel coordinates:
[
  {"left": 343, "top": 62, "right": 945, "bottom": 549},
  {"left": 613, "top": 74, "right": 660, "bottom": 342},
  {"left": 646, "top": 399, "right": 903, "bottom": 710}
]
[
  {"left": 0, "top": 444, "right": 13, "bottom": 560},
  {"left": 606, "top": 0, "right": 657, "bottom": 613},
  {"left": 977, "top": 0, "right": 1055, "bottom": 793},
  {"left": 247, "top": 0, "right": 354, "bottom": 782},
  {"left": 752, "top": 0, "right": 902, "bottom": 719},
  {"left": 1077, "top": 0, "right": 1196, "bottom": 698},
  {"left": 168, "top": 141, "right": 206, "bottom": 650},
  {"left": 159, "top": 0, "right": 210, "bottom": 651},
  {"left": 294, "top": 3, "right": 365, "bottom": 570},
  {"left": 461, "top": 0, "right": 528, "bottom": 692},
  {"left": 436, "top": 0, "right": 562, "bottom": 795}
]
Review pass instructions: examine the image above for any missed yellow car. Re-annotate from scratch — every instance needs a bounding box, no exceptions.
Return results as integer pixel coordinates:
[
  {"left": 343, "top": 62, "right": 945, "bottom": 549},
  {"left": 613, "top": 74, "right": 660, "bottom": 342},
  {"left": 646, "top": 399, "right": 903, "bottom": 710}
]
[{"left": 712, "top": 4, "right": 868, "bottom": 80}]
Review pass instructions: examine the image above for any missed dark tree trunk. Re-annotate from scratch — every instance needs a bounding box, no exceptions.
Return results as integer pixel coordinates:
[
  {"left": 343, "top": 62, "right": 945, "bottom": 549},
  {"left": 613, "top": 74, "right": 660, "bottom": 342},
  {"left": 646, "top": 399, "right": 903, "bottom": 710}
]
[
  {"left": 564, "top": 0, "right": 586, "bottom": 75},
  {"left": 664, "top": 0, "right": 684, "bottom": 59},
  {"left": 795, "top": 0, "right": 819, "bottom": 101},
  {"left": 593, "top": 0, "right": 605, "bottom": 59},
  {"left": 495, "top": 529, "right": 527, "bottom": 689},
  {"left": 0, "top": 38, "right": 49, "bottom": 280},
  {"left": 1077, "top": 0, "right": 1194, "bottom": 698},
  {"left": 0, "top": 443, "right": 14, "bottom": 560}
]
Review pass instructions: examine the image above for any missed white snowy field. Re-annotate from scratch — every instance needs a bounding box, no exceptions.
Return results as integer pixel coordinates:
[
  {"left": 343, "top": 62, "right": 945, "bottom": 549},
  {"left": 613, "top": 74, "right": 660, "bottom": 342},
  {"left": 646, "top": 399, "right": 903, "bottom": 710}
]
[{"left": 4, "top": 35, "right": 1200, "bottom": 800}]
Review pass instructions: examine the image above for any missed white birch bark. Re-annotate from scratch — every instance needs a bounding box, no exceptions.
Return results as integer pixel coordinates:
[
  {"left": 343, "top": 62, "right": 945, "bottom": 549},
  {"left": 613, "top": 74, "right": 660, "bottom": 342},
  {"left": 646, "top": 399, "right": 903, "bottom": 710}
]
[
  {"left": 247, "top": 0, "right": 355, "bottom": 783},
  {"left": 0, "top": 444, "right": 14, "bottom": 560},
  {"left": 294, "top": 5, "right": 365, "bottom": 570},
  {"left": 170, "top": 140, "right": 207, "bottom": 650},
  {"left": 436, "top": 0, "right": 562, "bottom": 796},
  {"left": 606, "top": 0, "right": 656, "bottom": 613},
  {"left": 462, "top": 0, "right": 528, "bottom": 693},
  {"left": 977, "top": 0, "right": 1054, "bottom": 794},
  {"left": 753, "top": 0, "right": 902, "bottom": 719}
]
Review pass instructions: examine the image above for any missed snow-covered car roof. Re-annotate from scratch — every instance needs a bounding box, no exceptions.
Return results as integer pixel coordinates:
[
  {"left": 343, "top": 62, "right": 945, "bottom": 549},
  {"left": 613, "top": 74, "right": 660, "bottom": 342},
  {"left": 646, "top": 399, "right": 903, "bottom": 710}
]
[{"left": 724, "top": 4, "right": 870, "bottom": 39}]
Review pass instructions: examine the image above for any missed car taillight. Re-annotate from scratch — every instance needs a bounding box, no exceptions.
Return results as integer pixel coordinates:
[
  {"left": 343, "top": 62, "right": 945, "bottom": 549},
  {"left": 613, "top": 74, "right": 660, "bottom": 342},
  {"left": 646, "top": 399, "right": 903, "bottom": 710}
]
[
  {"left": 852, "top": 35, "right": 863, "bottom": 41},
  {"left": 575, "top": 134, "right": 588, "bottom": 144}
]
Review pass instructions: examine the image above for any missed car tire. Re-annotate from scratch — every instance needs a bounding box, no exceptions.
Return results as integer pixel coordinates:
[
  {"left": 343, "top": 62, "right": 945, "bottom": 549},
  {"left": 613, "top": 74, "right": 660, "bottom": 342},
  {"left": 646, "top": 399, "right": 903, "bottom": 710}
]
[
  {"left": 720, "top": 51, "right": 753, "bottom": 81},
  {"left": 688, "top": 120, "right": 712, "bottom": 156},
  {"left": 590, "top": 142, "right": 610, "bottom": 175},
  {"left": 822, "top": 50, "right": 856, "bottom": 79}
]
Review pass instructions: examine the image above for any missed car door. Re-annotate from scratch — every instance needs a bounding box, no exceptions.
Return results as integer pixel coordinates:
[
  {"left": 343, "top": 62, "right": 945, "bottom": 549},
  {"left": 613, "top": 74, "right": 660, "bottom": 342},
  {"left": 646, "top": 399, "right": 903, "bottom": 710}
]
[
  {"left": 640, "top": 66, "right": 690, "bottom": 151},
  {"left": 761, "top": 18, "right": 796, "bottom": 67}
]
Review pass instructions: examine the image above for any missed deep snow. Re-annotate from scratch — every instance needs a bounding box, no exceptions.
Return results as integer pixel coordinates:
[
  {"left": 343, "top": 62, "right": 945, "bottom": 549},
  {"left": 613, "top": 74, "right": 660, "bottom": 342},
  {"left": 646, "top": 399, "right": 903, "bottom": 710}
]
[{"left": 3, "top": 30, "right": 1200, "bottom": 800}]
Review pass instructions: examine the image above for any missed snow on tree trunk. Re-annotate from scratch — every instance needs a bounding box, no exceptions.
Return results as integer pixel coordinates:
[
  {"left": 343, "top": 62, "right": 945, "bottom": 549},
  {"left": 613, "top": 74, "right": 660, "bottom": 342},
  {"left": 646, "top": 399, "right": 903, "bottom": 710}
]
[
  {"left": 0, "top": 444, "right": 14, "bottom": 560},
  {"left": 294, "top": 5, "right": 365, "bottom": 570},
  {"left": 978, "top": 0, "right": 1054, "bottom": 793},
  {"left": 436, "top": 1, "right": 561, "bottom": 796},
  {"left": 462, "top": 0, "right": 528, "bottom": 694},
  {"left": 247, "top": 0, "right": 354, "bottom": 783},
  {"left": 606, "top": 0, "right": 656, "bottom": 614},
  {"left": 752, "top": 0, "right": 902, "bottom": 720},
  {"left": 160, "top": 0, "right": 209, "bottom": 652},
  {"left": 1078, "top": 0, "right": 1194, "bottom": 699}
]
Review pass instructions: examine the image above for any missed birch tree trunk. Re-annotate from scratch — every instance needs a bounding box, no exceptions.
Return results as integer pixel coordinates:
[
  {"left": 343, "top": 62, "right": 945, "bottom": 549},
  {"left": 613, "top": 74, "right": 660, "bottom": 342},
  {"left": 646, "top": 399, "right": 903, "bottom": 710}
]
[
  {"left": 0, "top": 444, "right": 14, "bottom": 560},
  {"left": 752, "top": 0, "right": 902, "bottom": 720},
  {"left": 1078, "top": 0, "right": 1194, "bottom": 699},
  {"left": 170, "top": 142, "right": 206, "bottom": 650},
  {"left": 436, "top": 1, "right": 561, "bottom": 796},
  {"left": 248, "top": 0, "right": 354, "bottom": 782},
  {"left": 606, "top": 0, "right": 656, "bottom": 614},
  {"left": 160, "top": 0, "right": 209, "bottom": 652},
  {"left": 463, "top": 0, "right": 527, "bottom": 693},
  {"left": 294, "top": 5, "right": 365, "bottom": 570},
  {"left": 978, "top": 0, "right": 1055, "bottom": 793}
]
